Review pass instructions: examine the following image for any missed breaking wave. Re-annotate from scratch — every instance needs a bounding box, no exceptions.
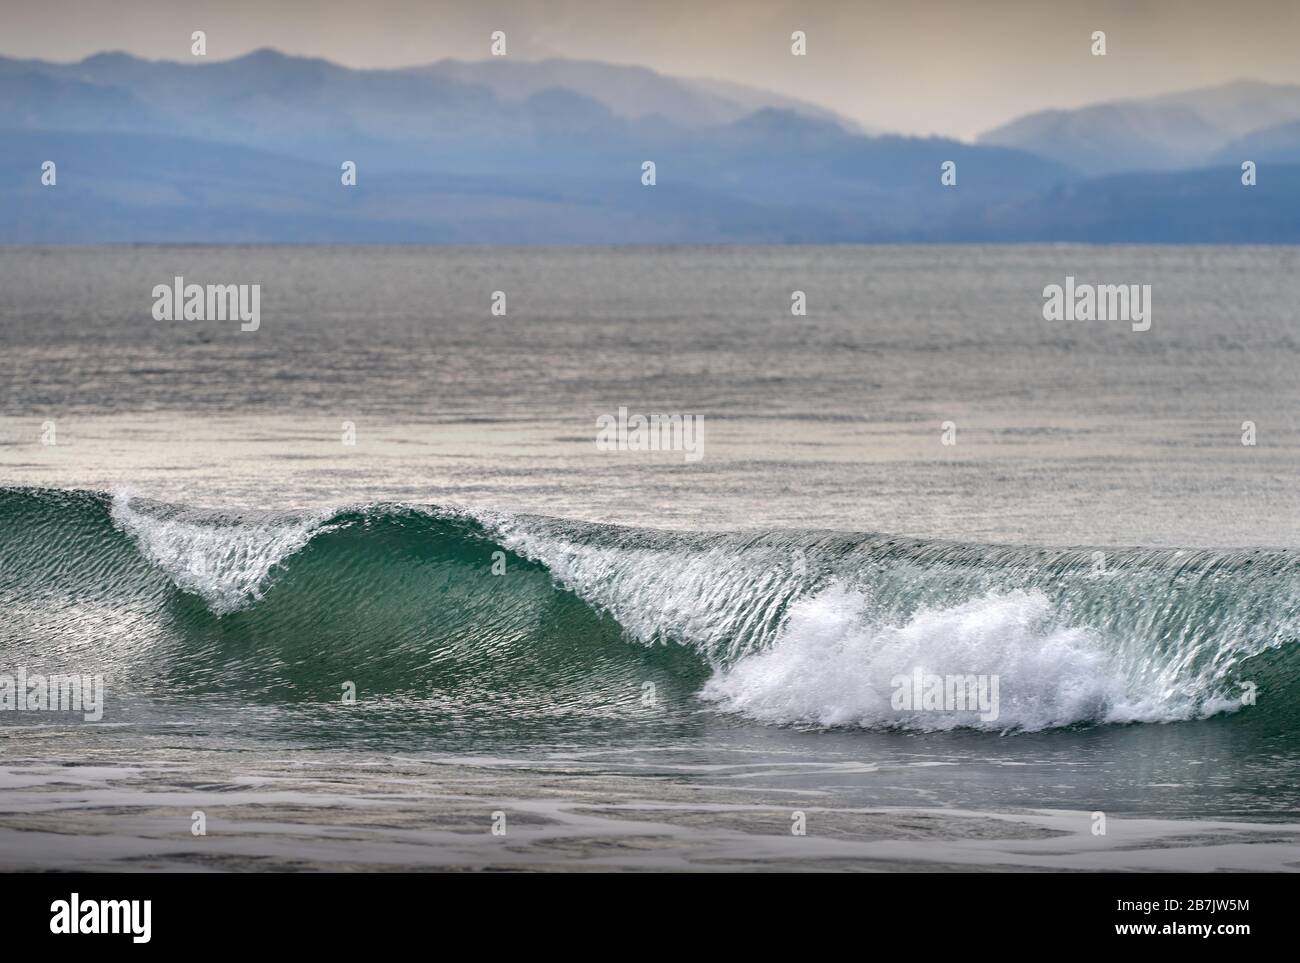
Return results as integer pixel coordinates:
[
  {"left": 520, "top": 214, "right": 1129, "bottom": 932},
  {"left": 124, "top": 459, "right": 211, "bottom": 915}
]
[{"left": 0, "top": 487, "right": 1295, "bottom": 733}]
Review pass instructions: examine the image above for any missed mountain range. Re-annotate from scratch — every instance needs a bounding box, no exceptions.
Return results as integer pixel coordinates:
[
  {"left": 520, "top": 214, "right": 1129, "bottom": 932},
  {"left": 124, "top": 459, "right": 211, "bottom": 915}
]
[
  {"left": 1, "top": 50, "right": 1297, "bottom": 243},
  {"left": 979, "top": 80, "right": 1300, "bottom": 175}
]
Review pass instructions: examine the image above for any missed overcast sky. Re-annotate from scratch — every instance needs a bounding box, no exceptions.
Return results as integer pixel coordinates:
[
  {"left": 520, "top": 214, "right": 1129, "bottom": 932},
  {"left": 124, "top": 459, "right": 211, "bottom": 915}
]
[{"left": 3, "top": 0, "right": 1299, "bottom": 139}]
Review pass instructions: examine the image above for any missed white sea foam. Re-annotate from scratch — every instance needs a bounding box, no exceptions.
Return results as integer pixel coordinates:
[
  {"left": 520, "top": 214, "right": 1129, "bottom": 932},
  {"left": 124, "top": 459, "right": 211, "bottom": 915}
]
[
  {"left": 700, "top": 582, "right": 1241, "bottom": 731},
  {"left": 110, "top": 490, "right": 328, "bottom": 615}
]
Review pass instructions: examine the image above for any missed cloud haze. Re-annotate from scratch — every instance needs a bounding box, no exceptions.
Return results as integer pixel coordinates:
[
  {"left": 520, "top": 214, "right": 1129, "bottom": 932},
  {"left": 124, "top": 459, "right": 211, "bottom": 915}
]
[{"left": 2, "top": 0, "right": 1299, "bottom": 138}]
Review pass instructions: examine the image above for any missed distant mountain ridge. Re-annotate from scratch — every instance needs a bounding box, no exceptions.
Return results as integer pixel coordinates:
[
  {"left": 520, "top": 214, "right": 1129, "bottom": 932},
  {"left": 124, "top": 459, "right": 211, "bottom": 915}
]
[
  {"left": 409, "top": 57, "right": 862, "bottom": 131},
  {"left": 1, "top": 51, "right": 1297, "bottom": 242},
  {"left": 2, "top": 48, "right": 857, "bottom": 143},
  {"left": 979, "top": 80, "right": 1300, "bottom": 175}
]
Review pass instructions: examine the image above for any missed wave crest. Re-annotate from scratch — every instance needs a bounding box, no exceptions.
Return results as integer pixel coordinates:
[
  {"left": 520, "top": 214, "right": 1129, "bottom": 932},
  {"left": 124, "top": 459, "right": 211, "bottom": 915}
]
[{"left": 110, "top": 491, "right": 333, "bottom": 615}]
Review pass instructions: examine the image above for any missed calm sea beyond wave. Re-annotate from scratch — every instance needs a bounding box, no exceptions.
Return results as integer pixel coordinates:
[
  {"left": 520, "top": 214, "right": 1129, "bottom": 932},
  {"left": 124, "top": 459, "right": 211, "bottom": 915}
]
[{"left": 3, "top": 246, "right": 1300, "bottom": 872}]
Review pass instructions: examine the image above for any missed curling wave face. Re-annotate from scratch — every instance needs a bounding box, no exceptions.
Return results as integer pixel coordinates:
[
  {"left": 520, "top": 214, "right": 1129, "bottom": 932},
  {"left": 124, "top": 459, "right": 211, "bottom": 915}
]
[{"left": 0, "top": 487, "right": 1296, "bottom": 734}]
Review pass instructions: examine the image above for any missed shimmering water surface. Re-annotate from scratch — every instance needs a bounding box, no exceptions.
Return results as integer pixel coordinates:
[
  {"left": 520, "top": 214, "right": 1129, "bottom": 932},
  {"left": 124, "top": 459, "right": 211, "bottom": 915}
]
[{"left": 3, "top": 246, "right": 1299, "bottom": 871}]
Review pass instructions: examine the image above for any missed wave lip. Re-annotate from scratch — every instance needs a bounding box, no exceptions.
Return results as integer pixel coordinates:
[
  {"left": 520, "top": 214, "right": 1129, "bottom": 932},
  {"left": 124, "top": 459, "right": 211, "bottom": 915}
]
[{"left": 109, "top": 491, "right": 334, "bottom": 615}]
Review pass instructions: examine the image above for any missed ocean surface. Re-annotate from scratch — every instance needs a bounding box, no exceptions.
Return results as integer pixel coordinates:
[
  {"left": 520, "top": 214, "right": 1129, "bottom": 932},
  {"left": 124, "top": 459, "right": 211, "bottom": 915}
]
[{"left": 2, "top": 246, "right": 1300, "bottom": 871}]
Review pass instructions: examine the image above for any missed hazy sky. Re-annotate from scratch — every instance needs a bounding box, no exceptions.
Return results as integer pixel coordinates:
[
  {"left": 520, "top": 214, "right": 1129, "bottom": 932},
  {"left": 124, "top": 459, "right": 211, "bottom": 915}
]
[{"left": 3, "top": 0, "right": 1299, "bottom": 139}]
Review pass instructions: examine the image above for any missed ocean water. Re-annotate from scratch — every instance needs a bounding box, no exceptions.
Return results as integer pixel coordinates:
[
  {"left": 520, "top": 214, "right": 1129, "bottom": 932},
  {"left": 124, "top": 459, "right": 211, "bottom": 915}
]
[{"left": 2, "top": 246, "right": 1300, "bottom": 872}]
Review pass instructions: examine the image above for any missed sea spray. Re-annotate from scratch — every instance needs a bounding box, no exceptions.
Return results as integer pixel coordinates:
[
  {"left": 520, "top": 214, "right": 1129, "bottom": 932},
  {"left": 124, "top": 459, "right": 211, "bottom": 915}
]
[{"left": 700, "top": 584, "right": 1129, "bottom": 731}]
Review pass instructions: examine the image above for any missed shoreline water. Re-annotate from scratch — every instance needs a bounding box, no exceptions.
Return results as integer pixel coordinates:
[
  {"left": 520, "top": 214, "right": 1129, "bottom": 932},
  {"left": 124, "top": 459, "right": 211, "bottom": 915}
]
[{"left": 4, "top": 740, "right": 1299, "bottom": 872}]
